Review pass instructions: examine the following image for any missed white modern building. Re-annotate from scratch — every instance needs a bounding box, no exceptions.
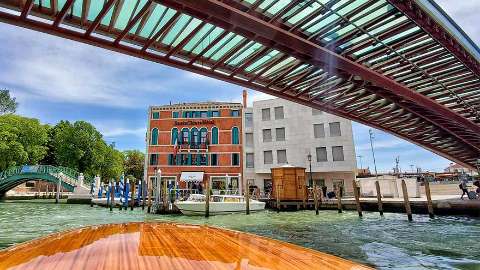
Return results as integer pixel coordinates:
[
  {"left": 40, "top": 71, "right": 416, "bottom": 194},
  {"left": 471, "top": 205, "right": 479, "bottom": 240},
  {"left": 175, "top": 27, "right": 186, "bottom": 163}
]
[{"left": 242, "top": 97, "right": 357, "bottom": 195}]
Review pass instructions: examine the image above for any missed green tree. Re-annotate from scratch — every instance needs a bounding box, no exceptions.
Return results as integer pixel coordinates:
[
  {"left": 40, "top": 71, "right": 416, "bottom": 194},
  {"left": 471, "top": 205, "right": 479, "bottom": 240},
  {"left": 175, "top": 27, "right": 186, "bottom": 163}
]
[
  {"left": 0, "top": 114, "right": 48, "bottom": 170},
  {"left": 0, "top": 89, "right": 18, "bottom": 115},
  {"left": 97, "top": 144, "right": 124, "bottom": 181},
  {"left": 123, "top": 150, "right": 145, "bottom": 180}
]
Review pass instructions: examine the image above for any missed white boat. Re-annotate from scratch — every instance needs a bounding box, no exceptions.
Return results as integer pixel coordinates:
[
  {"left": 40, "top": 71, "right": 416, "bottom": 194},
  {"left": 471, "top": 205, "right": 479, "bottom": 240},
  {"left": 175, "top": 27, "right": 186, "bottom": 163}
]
[
  {"left": 175, "top": 194, "right": 266, "bottom": 215},
  {"left": 91, "top": 197, "right": 128, "bottom": 206}
]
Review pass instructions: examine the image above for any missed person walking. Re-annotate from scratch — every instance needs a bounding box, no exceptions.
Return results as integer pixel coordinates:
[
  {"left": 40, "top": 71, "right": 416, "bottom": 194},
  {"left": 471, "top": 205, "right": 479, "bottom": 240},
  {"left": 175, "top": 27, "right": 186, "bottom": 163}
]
[{"left": 459, "top": 177, "right": 468, "bottom": 200}]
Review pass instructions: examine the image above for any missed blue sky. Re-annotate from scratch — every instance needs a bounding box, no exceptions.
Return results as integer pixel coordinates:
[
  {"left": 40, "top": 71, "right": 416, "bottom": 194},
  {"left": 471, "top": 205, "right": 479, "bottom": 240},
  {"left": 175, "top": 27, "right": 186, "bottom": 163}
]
[{"left": 0, "top": 1, "right": 478, "bottom": 173}]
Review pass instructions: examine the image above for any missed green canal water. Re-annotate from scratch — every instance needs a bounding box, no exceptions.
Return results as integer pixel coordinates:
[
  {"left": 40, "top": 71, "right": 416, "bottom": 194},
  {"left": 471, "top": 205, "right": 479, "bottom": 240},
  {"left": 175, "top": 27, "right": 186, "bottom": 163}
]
[{"left": 0, "top": 200, "right": 479, "bottom": 270}]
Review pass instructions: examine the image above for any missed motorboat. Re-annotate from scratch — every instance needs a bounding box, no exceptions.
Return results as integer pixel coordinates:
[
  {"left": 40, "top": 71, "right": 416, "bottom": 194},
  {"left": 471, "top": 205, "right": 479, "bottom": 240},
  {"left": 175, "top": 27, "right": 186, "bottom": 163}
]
[
  {"left": 91, "top": 197, "right": 129, "bottom": 206},
  {"left": 175, "top": 194, "right": 265, "bottom": 215}
]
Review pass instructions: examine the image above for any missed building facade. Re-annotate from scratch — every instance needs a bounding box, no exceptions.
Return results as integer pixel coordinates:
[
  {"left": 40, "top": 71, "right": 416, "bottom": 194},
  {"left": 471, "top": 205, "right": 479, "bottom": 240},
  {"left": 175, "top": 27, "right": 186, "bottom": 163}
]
[
  {"left": 243, "top": 97, "right": 357, "bottom": 196},
  {"left": 146, "top": 102, "right": 243, "bottom": 193}
]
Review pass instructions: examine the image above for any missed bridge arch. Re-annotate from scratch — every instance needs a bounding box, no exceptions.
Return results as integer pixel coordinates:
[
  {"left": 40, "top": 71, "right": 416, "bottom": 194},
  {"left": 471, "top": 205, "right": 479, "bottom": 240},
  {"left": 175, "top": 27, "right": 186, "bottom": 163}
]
[{"left": 0, "top": 165, "right": 89, "bottom": 196}]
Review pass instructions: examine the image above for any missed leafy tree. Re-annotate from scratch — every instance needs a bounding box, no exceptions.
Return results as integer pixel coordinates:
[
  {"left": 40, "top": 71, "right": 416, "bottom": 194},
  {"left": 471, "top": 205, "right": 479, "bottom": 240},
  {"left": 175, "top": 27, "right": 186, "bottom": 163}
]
[
  {"left": 0, "top": 114, "right": 48, "bottom": 170},
  {"left": 123, "top": 150, "right": 145, "bottom": 180},
  {"left": 0, "top": 89, "right": 18, "bottom": 115},
  {"left": 97, "top": 144, "right": 124, "bottom": 181}
]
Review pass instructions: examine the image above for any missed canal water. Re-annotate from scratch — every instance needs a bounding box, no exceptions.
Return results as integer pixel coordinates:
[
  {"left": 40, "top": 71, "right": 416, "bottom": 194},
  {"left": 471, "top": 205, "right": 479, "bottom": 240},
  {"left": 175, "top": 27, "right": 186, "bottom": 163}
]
[{"left": 0, "top": 200, "right": 479, "bottom": 270}]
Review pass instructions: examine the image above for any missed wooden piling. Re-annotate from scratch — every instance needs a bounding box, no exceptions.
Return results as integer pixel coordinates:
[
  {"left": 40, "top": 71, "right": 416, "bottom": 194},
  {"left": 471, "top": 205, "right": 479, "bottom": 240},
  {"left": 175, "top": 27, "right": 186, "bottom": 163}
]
[
  {"left": 205, "top": 180, "right": 210, "bottom": 218},
  {"left": 123, "top": 176, "right": 128, "bottom": 211},
  {"left": 141, "top": 180, "right": 145, "bottom": 211},
  {"left": 375, "top": 181, "right": 383, "bottom": 216},
  {"left": 163, "top": 177, "right": 168, "bottom": 213},
  {"left": 55, "top": 178, "right": 61, "bottom": 204},
  {"left": 401, "top": 179, "right": 413, "bottom": 221},
  {"left": 245, "top": 180, "right": 250, "bottom": 215},
  {"left": 276, "top": 184, "right": 281, "bottom": 213},
  {"left": 313, "top": 185, "right": 319, "bottom": 215},
  {"left": 130, "top": 180, "right": 136, "bottom": 211},
  {"left": 147, "top": 178, "right": 152, "bottom": 213},
  {"left": 336, "top": 188, "right": 342, "bottom": 213},
  {"left": 352, "top": 180, "right": 362, "bottom": 217},
  {"left": 424, "top": 179, "right": 434, "bottom": 218},
  {"left": 110, "top": 182, "right": 114, "bottom": 212},
  {"left": 302, "top": 184, "right": 306, "bottom": 209}
]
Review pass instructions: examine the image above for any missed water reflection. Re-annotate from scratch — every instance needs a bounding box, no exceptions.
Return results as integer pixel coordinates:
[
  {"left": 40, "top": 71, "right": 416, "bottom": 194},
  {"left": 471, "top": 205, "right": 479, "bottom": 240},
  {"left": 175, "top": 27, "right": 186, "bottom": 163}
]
[{"left": 0, "top": 200, "right": 479, "bottom": 270}]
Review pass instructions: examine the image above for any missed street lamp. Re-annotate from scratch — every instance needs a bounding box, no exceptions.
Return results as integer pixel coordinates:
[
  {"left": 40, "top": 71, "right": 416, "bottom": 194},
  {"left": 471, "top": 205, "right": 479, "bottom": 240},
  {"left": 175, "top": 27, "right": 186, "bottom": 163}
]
[
  {"left": 307, "top": 153, "right": 313, "bottom": 187},
  {"left": 369, "top": 129, "right": 378, "bottom": 179}
]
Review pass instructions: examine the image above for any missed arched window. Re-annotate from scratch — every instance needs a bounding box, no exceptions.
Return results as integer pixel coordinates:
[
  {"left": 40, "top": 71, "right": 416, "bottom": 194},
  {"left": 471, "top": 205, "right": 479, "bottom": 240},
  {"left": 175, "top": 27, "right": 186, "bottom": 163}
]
[
  {"left": 171, "top": 128, "right": 178, "bottom": 145},
  {"left": 200, "top": 127, "right": 208, "bottom": 144},
  {"left": 151, "top": 128, "right": 159, "bottom": 145},
  {"left": 181, "top": 128, "right": 189, "bottom": 144},
  {"left": 191, "top": 127, "right": 199, "bottom": 146},
  {"left": 211, "top": 127, "right": 219, "bottom": 144},
  {"left": 232, "top": 127, "right": 239, "bottom": 144}
]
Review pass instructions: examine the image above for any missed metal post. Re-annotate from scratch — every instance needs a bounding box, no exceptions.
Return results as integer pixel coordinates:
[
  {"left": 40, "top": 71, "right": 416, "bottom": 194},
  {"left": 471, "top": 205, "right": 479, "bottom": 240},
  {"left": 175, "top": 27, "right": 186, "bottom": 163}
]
[
  {"left": 401, "top": 179, "right": 413, "bottom": 221},
  {"left": 313, "top": 184, "right": 319, "bottom": 215},
  {"left": 424, "top": 179, "right": 434, "bottom": 218},
  {"left": 369, "top": 129, "right": 378, "bottom": 179},
  {"left": 141, "top": 180, "right": 145, "bottom": 210},
  {"left": 375, "top": 181, "right": 383, "bottom": 216},
  {"left": 308, "top": 153, "right": 313, "bottom": 211},
  {"left": 336, "top": 187, "right": 342, "bottom": 213},
  {"left": 352, "top": 180, "right": 362, "bottom": 217}
]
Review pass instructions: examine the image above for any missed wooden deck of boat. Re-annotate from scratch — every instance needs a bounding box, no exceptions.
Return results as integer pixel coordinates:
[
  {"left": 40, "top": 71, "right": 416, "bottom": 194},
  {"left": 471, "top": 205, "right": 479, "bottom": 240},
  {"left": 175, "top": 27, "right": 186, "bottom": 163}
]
[{"left": 0, "top": 222, "right": 372, "bottom": 270}]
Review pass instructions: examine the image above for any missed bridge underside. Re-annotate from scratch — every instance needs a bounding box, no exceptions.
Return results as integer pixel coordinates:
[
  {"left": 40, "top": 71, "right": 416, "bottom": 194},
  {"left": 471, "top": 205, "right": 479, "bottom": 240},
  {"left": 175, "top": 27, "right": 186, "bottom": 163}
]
[
  {"left": 0, "top": 0, "right": 479, "bottom": 167},
  {"left": 0, "top": 173, "right": 75, "bottom": 195}
]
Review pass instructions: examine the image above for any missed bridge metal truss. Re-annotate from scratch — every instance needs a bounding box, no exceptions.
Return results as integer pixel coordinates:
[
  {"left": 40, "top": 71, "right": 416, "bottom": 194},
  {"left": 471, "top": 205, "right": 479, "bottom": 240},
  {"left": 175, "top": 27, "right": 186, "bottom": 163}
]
[{"left": 0, "top": 0, "right": 479, "bottom": 167}]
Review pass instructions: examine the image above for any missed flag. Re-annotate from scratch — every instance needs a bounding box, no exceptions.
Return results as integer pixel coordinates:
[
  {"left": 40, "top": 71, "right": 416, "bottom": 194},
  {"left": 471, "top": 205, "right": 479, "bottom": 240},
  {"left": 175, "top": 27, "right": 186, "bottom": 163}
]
[{"left": 173, "top": 137, "right": 179, "bottom": 157}]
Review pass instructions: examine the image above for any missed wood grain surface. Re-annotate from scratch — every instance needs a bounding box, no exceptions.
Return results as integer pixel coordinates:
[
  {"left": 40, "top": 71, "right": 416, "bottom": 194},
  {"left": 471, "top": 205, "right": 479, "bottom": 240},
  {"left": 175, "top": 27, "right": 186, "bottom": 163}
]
[{"left": 0, "top": 222, "right": 372, "bottom": 270}]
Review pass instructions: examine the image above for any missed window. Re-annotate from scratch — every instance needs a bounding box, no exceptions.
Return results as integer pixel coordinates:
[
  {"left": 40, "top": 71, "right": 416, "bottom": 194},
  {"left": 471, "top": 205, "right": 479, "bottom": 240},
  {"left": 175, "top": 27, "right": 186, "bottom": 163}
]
[
  {"left": 200, "top": 128, "right": 208, "bottom": 144},
  {"left": 274, "top": 106, "right": 284, "bottom": 119},
  {"left": 172, "top": 111, "right": 179, "bottom": 118},
  {"left": 246, "top": 133, "right": 254, "bottom": 147},
  {"left": 152, "top": 111, "right": 160, "bottom": 119},
  {"left": 151, "top": 128, "right": 159, "bottom": 145},
  {"left": 312, "top": 108, "right": 323, "bottom": 115},
  {"left": 181, "top": 128, "right": 189, "bottom": 144},
  {"left": 316, "top": 147, "right": 328, "bottom": 162},
  {"left": 332, "top": 146, "right": 345, "bottom": 161},
  {"left": 231, "top": 110, "right": 240, "bottom": 117},
  {"left": 245, "top": 113, "right": 253, "bottom": 128},
  {"left": 262, "top": 129, "right": 272, "bottom": 142},
  {"left": 276, "top": 128, "right": 285, "bottom": 141},
  {"left": 149, "top": 154, "right": 158, "bottom": 166},
  {"left": 168, "top": 154, "right": 174, "bottom": 165},
  {"left": 262, "top": 108, "right": 270, "bottom": 121},
  {"left": 191, "top": 127, "right": 199, "bottom": 145},
  {"left": 246, "top": 153, "right": 254, "bottom": 168},
  {"left": 313, "top": 124, "right": 325, "bottom": 138},
  {"left": 232, "top": 153, "right": 240, "bottom": 166},
  {"left": 171, "top": 128, "right": 178, "bottom": 144},
  {"left": 264, "top": 150, "right": 273, "bottom": 164},
  {"left": 277, "top": 150, "right": 287, "bottom": 164},
  {"left": 232, "top": 127, "right": 240, "bottom": 144},
  {"left": 211, "top": 111, "right": 220, "bottom": 117},
  {"left": 211, "top": 127, "right": 219, "bottom": 144},
  {"left": 211, "top": 154, "right": 218, "bottom": 166},
  {"left": 329, "top": 122, "right": 341, "bottom": 137},
  {"left": 200, "top": 111, "right": 208, "bottom": 118}
]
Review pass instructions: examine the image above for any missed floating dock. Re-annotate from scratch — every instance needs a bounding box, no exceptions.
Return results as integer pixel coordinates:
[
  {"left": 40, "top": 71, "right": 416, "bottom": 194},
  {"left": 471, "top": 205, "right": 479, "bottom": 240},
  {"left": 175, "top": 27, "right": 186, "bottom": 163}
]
[{"left": 0, "top": 222, "right": 371, "bottom": 270}]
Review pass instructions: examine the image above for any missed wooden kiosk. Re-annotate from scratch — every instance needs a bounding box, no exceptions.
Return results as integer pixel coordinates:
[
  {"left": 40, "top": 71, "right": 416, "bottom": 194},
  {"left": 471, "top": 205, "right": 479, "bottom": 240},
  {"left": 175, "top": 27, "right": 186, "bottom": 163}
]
[{"left": 271, "top": 165, "right": 307, "bottom": 209}]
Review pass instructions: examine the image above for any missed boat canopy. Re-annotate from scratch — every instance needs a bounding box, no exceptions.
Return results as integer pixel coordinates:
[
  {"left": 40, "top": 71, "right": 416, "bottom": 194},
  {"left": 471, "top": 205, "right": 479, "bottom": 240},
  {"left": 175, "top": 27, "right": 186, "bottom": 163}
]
[{"left": 180, "top": 172, "right": 204, "bottom": 183}]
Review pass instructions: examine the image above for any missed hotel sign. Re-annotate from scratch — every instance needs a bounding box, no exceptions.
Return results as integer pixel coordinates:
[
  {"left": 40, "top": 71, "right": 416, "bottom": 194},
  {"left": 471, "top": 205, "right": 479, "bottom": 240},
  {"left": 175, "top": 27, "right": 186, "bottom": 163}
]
[{"left": 174, "top": 120, "right": 215, "bottom": 126}]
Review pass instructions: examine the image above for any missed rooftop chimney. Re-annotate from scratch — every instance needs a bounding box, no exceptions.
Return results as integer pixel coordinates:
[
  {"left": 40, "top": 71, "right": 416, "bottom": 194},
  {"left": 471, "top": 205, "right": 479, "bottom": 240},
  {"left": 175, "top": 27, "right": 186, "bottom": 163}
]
[{"left": 242, "top": 89, "right": 247, "bottom": 108}]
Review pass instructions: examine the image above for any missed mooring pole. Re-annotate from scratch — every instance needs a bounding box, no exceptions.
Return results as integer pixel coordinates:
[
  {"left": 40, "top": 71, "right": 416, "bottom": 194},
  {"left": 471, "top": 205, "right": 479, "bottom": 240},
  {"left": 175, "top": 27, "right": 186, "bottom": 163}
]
[
  {"left": 110, "top": 181, "right": 115, "bottom": 212},
  {"left": 141, "top": 180, "right": 145, "bottom": 211},
  {"left": 55, "top": 178, "right": 61, "bottom": 204},
  {"left": 205, "top": 180, "right": 210, "bottom": 218},
  {"left": 401, "top": 179, "right": 413, "bottom": 221},
  {"left": 352, "top": 180, "right": 362, "bottom": 217},
  {"left": 244, "top": 174, "right": 250, "bottom": 215},
  {"left": 276, "top": 184, "right": 281, "bottom": 213},
  {"left": 313, "top": 184, "right": 319, "bottom": 215},
  {"left": 131, "top": 179, "right": 136, "bottom": 211},
  {"left": 375, "top": 181, "right": 383, "bottom": 216},
  {"left": 336, "top": 187, "right": 342, "bottom": 213},
  {"left": 424, "top": 179, "right": 434, "bottom": 218}
]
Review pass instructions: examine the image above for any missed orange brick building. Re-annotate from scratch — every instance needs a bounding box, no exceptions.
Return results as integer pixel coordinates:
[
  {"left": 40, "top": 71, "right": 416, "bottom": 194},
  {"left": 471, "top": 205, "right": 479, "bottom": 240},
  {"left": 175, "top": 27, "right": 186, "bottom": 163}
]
[{"left": 146, "top": 102, "right": 244, "bottom": 193}]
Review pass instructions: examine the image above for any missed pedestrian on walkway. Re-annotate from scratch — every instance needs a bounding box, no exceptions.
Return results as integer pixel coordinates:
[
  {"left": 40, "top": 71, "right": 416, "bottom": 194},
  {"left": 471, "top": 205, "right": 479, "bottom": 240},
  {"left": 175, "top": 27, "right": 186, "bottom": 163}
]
[{"left": 459, "top": 177, "right": 468, "bottom": 200}]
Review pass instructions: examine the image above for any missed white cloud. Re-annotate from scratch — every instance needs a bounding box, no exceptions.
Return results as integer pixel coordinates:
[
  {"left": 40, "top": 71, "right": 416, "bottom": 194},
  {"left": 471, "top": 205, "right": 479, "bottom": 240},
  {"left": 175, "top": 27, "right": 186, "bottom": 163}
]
[{"left": 355, "top": 139, "right": 405, "bottom": 151}]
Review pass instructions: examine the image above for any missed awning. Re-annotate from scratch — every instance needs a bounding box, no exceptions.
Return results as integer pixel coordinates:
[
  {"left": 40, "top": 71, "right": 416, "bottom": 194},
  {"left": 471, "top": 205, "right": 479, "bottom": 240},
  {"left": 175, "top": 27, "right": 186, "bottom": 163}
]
[{"left": 180, "top": 172, "right": 204, "bottom": 183}]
